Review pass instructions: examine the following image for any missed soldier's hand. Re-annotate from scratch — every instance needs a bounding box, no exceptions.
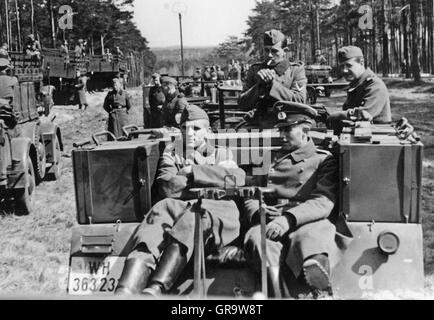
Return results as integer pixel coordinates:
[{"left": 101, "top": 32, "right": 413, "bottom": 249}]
[
  {"left": 265, "top": 216, "right": 291, "bottom": 240},
  {"left": 257, "top": 69, "right": 276, "bottom": 84},
  {"left": 178, "top": 165, "right": 193, "bottom": 177}
]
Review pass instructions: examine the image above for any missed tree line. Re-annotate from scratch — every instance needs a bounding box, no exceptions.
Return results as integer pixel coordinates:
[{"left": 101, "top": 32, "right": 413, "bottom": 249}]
[
  {"left": 214, "top": 0, "right": 433, "bottom": 82},
  {"left": 0, "top": 0, "right": 156, "bottom": 77}
]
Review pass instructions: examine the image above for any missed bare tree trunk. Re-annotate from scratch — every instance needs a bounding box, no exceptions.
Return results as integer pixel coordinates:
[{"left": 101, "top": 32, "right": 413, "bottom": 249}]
[
  {"left": 14, "top": 0, "right": 21, "bottom": 51},
  {"left": 410, "top": 0, "right": 421, "bottom": 81},
  {"left": 48, "top": 0, "right": 56, "bottom": 47},
  {"left": 402, "top": 2, "right": 411, "bottom": 78},
  {"left": 381, "top": 0, "right": 389, "bottom": 76},
  {"left": 30, "top": 0, "right": 34, "bottom": 35}
]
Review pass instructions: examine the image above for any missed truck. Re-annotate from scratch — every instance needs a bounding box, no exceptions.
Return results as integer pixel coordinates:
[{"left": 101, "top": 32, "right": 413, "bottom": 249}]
[{"left": 1, "top": 52, "right": 64, "bottom": 215}]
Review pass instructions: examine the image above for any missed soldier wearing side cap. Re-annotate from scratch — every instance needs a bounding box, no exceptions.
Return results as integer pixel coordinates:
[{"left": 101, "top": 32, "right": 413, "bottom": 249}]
[
  {"left": 327, "top": 46, "right": 392, "bottom": 134},
  {"left": 238, "top": 29, "right": 307, "bottom": 129},
  {"left": 115, "top": 104, "right": 246, "bottom": 296},
  {"left": 160, "top": 76, "right": 189, "bottom": 128},
  {"left": 242, "top": 102, "right": 352, "bottom": 297},
  {"left": 103, "top": 78, "right": 132, "bottom": 139}
]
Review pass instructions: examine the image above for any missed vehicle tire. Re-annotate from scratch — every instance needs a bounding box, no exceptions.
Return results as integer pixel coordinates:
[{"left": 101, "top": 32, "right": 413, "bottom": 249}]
[
  {"left": 34, "top": 127, "right": 47, "bottom": 184},
  {"left": 46, "top": 135, "right": 62, "bottom": 181},
  {"left": 14, "top": 156, "right": 36, "bottom": 216}
]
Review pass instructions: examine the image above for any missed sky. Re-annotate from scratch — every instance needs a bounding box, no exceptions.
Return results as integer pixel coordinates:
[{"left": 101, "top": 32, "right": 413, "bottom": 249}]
[{"left": 132, "top": 0, "right": 258, "bottom": 48}]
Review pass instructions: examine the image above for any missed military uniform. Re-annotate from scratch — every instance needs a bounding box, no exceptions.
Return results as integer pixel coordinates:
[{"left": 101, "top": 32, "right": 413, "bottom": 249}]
[
  {"left": 115, "top": 105, "right": 246, "bottom": 295},
  {"left": 148, "top": 85, "right": 166, "bottom": 128},
  {"left": 314, "top": 54, "right": 328, "bottom": 65},
  {"left": 327, "top": 46, "right": 392, "bottom": 133},
  {"left": 75, "top": 76, "right": 88, "bottom": 109},
  {"left": 242, "top": 101, "right": 352, "bottom": 295},
  {"left": 238, "top": 60, "right": 307, "bottom": 129},
  {"left": 161, "top": 91, "right": 188, "bottom": 128},
  {"left": 132, "top": 142, "right": 245, "bottom": 261},
  {"left": 103, "top": 88, "right": 132, "bottom": 138}
]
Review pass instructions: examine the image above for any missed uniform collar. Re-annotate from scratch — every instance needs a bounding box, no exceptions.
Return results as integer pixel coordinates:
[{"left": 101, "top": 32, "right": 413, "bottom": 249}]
[
  {"left": 272, "top": 59, "right": 291, "bottom": 76},
  {"left": 290, "top": 138, "right": 316, "bottom": 162},
  {"left": 349, "top": 67, "right": 374, "bottom": 91}
]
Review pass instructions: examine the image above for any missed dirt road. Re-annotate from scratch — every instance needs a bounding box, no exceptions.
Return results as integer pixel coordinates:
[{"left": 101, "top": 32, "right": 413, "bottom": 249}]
[{"left": 0, "top": 83, "right": 433, "bottom": 298}]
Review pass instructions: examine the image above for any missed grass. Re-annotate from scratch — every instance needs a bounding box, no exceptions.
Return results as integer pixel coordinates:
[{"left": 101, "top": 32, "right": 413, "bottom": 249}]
[{"left": 0, "top": 82, "right": 433, "bottom": 298}]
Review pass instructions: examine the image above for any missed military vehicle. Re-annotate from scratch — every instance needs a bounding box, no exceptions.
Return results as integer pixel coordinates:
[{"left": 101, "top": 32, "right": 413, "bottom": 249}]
[
  {"left": 1, "top": 52, "right": 63, "bottom": 215},
  {"left": 87, "top": 53, "right": 128, "bottom": 91},
  {"left": 305, "top": 64, "right": 349, "bottom": 104},
  {"left": 67, "top": 90, "right": 424, "bottom": 298}
]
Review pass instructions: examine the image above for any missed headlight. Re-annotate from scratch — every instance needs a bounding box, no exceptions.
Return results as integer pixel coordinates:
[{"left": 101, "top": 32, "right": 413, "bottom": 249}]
[{"left": 377, "top": 231, "right": 400, "bottom": 255}]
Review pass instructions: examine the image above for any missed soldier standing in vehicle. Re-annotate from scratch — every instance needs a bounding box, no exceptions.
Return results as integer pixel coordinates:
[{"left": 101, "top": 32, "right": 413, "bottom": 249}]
[
  {"left": 326, "top": 46, "right": 392, "bottom": 134},
  {"left": 238, "top": 29, "right": 307, "bottom": 129},
  {"left": 74, "top": 71, "right": 88, "bottom": 110},
  {"left": 313, "top": 49, "right": 328, "bottom": 65},
  {"left": 160, "top": 76, "right": 188, "bottom": 128},
  {"left": 0, "top": 43, "right": 10, "bottom": 60},
  {"left": 103, "top": 78, "right": 132, "bottom": 139},
  {"left": 216, "top": 65, "right": 225, "bottom": 81},
  {"left": 25, "top": 34, "right": 41, "bottom": 60},
  {"left": 242, "top": 102, "right": 351, "bottom": 297},
  {"left": 115, "top": 104, "right": 245, "bottom": 296}
]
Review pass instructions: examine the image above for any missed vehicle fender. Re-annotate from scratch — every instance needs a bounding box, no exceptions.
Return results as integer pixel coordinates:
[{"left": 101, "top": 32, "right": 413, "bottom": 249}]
[
  {"left": 39, "top": 118, "right": 64, "bottom": 153},
  {"left": 8, "top": 137, "right": 34, "bottom": 189}
]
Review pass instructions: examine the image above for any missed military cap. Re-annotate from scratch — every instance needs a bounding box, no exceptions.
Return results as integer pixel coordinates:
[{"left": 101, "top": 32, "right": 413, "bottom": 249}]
[
  {"left": 151, "top": 72, "right": 160, "bottom": 78},
  {"left": 180, "top": 104, "right": 209, "bottom": 124},
  {"left": 78, "top": 38, "right": 84, "bottom": 43},
  {"left": 161, "top": 76, "right": 178, "bottom": 85},
  {"left": 0, "top": 58, "right": 10, "bottom": 68},
  {"left": 338, "top": 46, "right": 364, "bottom": 63},
  {"left": 264, "top": 29, "right": 286, "bottom": 46},
  {"left": 272, "top": 101, "right": 318, "bottom": 128}
]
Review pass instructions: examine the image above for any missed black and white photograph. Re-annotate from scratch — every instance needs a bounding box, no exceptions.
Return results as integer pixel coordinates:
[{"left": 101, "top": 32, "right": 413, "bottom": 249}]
[{"left": 0, "top": 0, "right": 433, "bottom": 303}]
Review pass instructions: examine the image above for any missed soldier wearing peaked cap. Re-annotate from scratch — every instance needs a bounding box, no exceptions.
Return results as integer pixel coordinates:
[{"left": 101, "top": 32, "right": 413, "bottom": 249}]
[
  {"left": 327, "top": 45, "right": 392, "bottom": 134},
  {"left": 159, "top": 76, "right": 190, "bottom": 128},
  {"left": 242, "top": 101, "right": 352, "bottom": 297},
  {"left": 238, "top": 29, "right": 307, "bottom": 129},
  {"left": 115, "top": 104, "right": 246, "bottom": 296}
]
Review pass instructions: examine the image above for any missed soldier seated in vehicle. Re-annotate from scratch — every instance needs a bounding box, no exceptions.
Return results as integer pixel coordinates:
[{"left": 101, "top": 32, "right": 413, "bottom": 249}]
[
  {"left": 0, "top": 43, "right": 10, "bottom": 60},
  {"left": 313, "top": 49, "right": 328, "bottom": 66},
  {"left": 242, "top": 102, "right": 351, "bottom": 297},
  {"left": 238, "top": 29, "right": 307, "bottom": 129},
  {"left": 24, "top": 34, "right": 41, "bottom": 61},
  {"left": 115, "top": 104, "right": 245, "bottom": 296},
  {"left": 327, "top": 46, "right": 392, "bottom": 134}
]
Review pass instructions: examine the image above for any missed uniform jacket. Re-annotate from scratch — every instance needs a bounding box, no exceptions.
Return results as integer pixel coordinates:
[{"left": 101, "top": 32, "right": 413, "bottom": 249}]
[
  {"left": 134, "top": 144, "right": 246, "bottom": 259},
  {"left": 75, "top": 76, "right": 88, "bottom": 105},
  {"left": 343, "top": 67, "right": 391, "bottom": 124},
  {"left": 103, "top": 89, "right": 132, "bottom": 113},
  {"left": 238, "top": 59, "right": 307, "bottom": 112},
  {"left": 244, "top": 138, "right": 337, "bottom": 228},
  {"left": 162, "top": 91, "right": 187, "bottom": 128}
]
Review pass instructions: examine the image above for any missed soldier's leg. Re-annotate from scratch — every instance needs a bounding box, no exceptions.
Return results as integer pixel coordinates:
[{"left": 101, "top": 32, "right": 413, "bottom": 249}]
[
  {"left": 142, "top": 239, "right": 188, "bottom": 296},
  {"left": 115, "top": 199, "right": 190, "bottom": 295},
  {"left": 244, "top": 225, "right": 284, "bottom": 297}
]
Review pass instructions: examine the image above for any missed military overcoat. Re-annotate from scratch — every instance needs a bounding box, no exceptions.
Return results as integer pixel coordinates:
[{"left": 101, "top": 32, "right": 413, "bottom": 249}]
[
  {"left": 103, "top": 89, "right": 132, "bottom": 139},
  {"left": 243, "top": 139, "right": 352, "bottom": 278}
]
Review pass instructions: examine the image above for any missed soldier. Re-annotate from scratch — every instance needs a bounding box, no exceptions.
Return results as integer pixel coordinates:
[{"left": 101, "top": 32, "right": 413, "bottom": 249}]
[
  {"left": 103, "top": 78, "right": 132, "bottom": 139},
  {"left": 216, "top": 65, "right": 225, "bottom": 81},
  {"left": 148, "top": 73, "right": 166, "bottom": 128},
  {"left": 326, "top": 46, "right": 392, "bottom": 134},
  {"left": 74, "top": 39, "right": 84, "bottom": 57},
  {"left": 313, "top": 49, "right": 328, "bottom": 65},
  {"left": 60, "top": 40, "right": 70, "bottom": 64},
  {"left": 238, "top": 29, "right": 307, "bottom": 129},
  {"left": 242, "top": 102, "right": 351, "bottom": 297},
  {"left": 115, "top": 104, "right": 245, "bottom": 295},
  {"left": 202, "top": 66, "right": 212, "bottom": 97},
  {"left": 160, "top": 76, "right": 188, "bottom": 128},
  {"left": 115, "top": 46, "right": 124, "bottom": 58},
  {"left": 74, "top": 71, "right": 88, "bottom": 110},
  {"left": 25, "top": 34, "right": 41, "bottom": 60},
  {"left": 192, "top": 67, "right": 202, "bottom": 82}
]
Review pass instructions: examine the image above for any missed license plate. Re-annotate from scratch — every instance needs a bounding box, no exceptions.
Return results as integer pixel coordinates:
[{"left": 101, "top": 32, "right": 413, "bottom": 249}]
[{"left": 68, "top": 256, "right": 125, "bottom": 295}]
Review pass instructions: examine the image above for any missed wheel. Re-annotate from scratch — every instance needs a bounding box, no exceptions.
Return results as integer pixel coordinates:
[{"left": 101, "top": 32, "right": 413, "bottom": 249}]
[
  {"left": 34, "top": 128, "right": 47, "bottom": 184},
  {"left": 46, "top": 135, "right": 62, "bottom": 181},
  {"left": 14, "top": 156, "right": 36, "bottom": 216}
]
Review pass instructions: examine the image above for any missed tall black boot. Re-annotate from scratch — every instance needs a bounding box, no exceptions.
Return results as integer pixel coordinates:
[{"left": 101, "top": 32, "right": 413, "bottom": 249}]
[
  {"left": 142, "top": 241, "right": 187, "bottom": 296},
  {"left": 115, "top": 251, "right": 154, "bottom": 295}
]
